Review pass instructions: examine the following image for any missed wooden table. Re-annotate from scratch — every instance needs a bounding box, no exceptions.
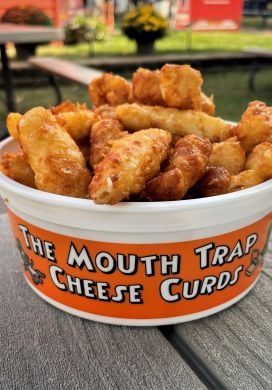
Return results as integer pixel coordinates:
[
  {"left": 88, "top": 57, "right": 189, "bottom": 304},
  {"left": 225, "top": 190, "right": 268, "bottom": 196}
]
[
  {"left": 0, "top": 23, "right": 63, "bottom": 112},
  {"left": 0, "top": 200, "right": 272, "bottom": 390}
]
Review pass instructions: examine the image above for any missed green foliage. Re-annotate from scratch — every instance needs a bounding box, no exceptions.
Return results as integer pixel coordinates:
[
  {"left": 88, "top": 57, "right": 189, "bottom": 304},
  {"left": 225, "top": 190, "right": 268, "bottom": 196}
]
[
  {"left": 1, "top": 6, "right": 53, "bottom": 26},
  {"left": 65, "top": 15, "right": 108, "bottom": 44}
]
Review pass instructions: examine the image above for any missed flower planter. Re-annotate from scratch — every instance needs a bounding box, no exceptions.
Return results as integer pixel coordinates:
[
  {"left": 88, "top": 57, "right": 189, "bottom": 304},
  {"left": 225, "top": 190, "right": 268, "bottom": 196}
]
[{"left": 136, "top": 40, "right": 155, "bottom": 55}]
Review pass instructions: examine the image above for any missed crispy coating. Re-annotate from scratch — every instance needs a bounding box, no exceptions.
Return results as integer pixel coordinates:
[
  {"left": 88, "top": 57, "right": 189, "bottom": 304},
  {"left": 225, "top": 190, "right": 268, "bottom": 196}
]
[
  {"left": 6, "top": 113, "right": 22, "bottom": 140},
  {"left": 145, "top": 135, "right": 211, "bottom": 201},
  {"left": 51, "top": 101, "right": 99, "bottom": 141},
  {"left": 200, "top": 93, "right": 215, "bottom": 116},
  {"left": 116, "top": 103, "right": 230, "bottom": 142},
  {"left": 56, "top": 110, "right": 99, "bottom": 141},
  {"left": 209, "top": 137, "right": 246, "bottom": 175},
  {"left": 0, "top": 152, "right": 35, "bottom": 188},
  {"left": 132, "top": 68, "right": 164, "bottom": 106},
  {"left": 51, "top": 101, "right": 88, "bottom": 114},
  {"left": 89, "top": 129, "right": 172, "bottom": 204},
  {"left": 160, "top": 64, "right": 203, "bottom": 110},
  {"left": 94, "top": 104, "right": 116, "bottom": 119},
  {"left": 18, "top": 107, "right": 91, "bottom": 198},
  {"left": 245, "top": 142, "right": 272, "bottom": 179},
  {"left": 90, "top": 119, "right": 127, "bottom": 169},
  {"left": 228, "top": 142, "right": 272, "bottom": 191},
  {"left": 89, "top": 73, "right": 132, "bottom": 107},
  {"left": 194, "top": 166, "right": 231, "bottom": 197},
  {"left": 228, "top": 171, "right": 263, "bottom": 192},
  {"left": 235, "top": 101, "right": 272, "bottom": 151},
  {"left": 220, "top": 125, "right": 237, "bottom": 141}
]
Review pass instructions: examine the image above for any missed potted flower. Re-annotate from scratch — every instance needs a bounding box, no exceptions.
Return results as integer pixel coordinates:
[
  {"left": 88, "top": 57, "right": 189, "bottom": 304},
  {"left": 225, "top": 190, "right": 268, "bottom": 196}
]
[
  {"left": 1, "top": 6, "right": 53, "bottom": 59},
  {"left": 122, "top": 4, "right": 168, "bottom": 55},
  {"left": 64, "top": 15, "right": 107, "bottom": 45}
]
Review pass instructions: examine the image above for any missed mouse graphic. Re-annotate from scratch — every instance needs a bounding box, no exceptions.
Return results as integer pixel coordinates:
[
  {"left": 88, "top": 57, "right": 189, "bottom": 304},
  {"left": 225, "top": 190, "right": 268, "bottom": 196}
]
[
  {"left": 16, "top": 239, "right": 46, "bottom": 285},
  {"left": 245, "top": 223, "right": 272, "bottom": 277}
]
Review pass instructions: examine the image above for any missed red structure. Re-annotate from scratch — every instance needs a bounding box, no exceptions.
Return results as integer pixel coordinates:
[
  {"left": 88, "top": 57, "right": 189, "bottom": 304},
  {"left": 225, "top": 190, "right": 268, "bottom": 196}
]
[
  {"left": 0, "top": 0, "right": 62, "bottom": 26},
  {"left": 175, "top": 0, "right": 244, "bottom": 31}
]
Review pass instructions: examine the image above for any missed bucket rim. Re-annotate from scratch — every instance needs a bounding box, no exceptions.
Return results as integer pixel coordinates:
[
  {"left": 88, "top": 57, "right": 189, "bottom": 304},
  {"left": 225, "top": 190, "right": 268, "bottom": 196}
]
[{"left": 1, "top": 136, "right": 272, "bottom": 214}]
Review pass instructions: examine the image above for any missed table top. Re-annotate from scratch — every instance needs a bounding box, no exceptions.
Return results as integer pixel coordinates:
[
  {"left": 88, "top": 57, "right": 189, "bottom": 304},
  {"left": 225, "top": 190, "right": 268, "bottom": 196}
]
[
  {"left": 0, "top": 23, "right": 64, "bottom": 44},
  {"left": 0, "top": 203, "right": 272, "bottom": 389}
]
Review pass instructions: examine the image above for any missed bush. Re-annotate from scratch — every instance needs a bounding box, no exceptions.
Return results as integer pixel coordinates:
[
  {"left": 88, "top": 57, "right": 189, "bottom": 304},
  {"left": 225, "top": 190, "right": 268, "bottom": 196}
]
[
  {"left": 65, "top": 15, "right": 107, "bottom": 45},
  {"left": 122, "top": 4, "right": 168, "bottom": 43},
  {"left": 1, "top": 5, "right": 53, "bottom": 26}
]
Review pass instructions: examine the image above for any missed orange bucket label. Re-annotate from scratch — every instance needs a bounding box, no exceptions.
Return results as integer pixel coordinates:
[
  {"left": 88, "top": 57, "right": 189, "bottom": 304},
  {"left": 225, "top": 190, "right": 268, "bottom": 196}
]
[{"left": 8, "top": 209, "right": 272, "bottom": 320}]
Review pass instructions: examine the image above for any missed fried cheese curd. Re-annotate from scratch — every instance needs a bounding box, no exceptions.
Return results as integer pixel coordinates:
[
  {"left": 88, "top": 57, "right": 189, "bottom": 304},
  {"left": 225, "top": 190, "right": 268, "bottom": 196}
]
[
  {"left": 116, "top": 103, "right": 230, "bottom": 142},
  {"left": 89, "top": 73, "right": 132, "bottom": 107},
  {"left": 6, "top": 112, "right": 22, "bottom": 140},
  {"left": 18, "top": 107, "right": 91, "bottom": 198},
  {"left": 132, "top": 68, "right": 164, "bottom": 106},
  {"left": 145, "top": 135, "right": 211, "bottom": 201},
  {"left": 93, "top": 104, "right": 116, "bottom": 119},
  {"left": 235, "top": 101, "right": 272, "bottom": 152},
  {"left": 160, "top": 64, "right": 215, "bottom": 115},
  {"left": 51, "top": 101, "right": 99, "bottom": 142},
  {"left": 2, "top": 65, "right": 272, "bottom": 205},
  {"left": 209, "top": 137, "right": 246, "bottom": 175},
  {"left": 194, "top": 166, "right": 231, "bottom": 197},
  {"left": 229, "top": 142, "right": 272, "bottom": 192},
  {"left": 90, "top": 119, "right": 127, "bottom": 169},
  {"left": 160, "top": 64, "right": 202, "bottom": 109},
  {"left": 131, "top": 65, "right": 214, "bottom": 115},
  {"left": 0, "top": 152, "right": 35, "bottom": 188},
  {"left": 89, "top": 129, "right": 172, "bottom": 204}
]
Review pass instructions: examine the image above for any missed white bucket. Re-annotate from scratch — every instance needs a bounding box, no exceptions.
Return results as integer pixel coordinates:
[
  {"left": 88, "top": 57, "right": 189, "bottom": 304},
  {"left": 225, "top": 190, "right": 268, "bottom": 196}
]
[{"left": 0, "top": 137, "right": 271, "bottom": 326}]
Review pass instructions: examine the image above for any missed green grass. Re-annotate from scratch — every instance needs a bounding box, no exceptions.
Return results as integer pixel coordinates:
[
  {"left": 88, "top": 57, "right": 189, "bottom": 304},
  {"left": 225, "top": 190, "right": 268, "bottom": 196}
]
[
  {"left": 25, "top": 29, "right": 272, "bottom": 58},
  {"left": 1, "top": 68, "right": 272, "bottom": 126}
]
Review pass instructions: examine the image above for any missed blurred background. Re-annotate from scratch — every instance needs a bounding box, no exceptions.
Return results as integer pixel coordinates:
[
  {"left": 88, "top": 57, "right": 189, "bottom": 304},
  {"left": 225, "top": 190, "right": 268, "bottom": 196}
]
[{"left": 1, "top": 0, "right": 272, "bottom": 138}]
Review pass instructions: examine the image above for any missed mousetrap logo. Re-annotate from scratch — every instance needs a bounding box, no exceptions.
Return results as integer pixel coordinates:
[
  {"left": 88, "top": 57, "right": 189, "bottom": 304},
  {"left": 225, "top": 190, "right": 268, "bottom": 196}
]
[
  {"left": 16, "top": 239, "right": 45, "bottom": 285},
  {"left": 9, "top": 210, "right": 272, "bottom": 319},
  {"left": 245, "top": 223, "right": 272, "bottom": 277}
]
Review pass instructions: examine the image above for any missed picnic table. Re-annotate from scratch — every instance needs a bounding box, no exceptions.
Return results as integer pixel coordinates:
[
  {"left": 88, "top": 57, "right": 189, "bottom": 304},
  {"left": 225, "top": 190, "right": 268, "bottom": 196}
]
[
  {"left": 0, "top": 23, "right": 63, "bottom": 112},
  {"left": 0, "top": 197, "right": 272, "bottom": 390}
]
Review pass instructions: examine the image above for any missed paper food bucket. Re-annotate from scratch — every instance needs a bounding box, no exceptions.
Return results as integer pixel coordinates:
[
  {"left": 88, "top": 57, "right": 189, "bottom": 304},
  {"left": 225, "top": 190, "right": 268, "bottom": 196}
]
[{"left": 0, "top": 137, "right": 272, "bottom": 326}]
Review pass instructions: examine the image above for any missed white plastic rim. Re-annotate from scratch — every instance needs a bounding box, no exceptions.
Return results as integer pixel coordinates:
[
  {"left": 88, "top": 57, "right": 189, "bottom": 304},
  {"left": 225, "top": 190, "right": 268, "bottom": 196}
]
[{"left": 0, "top": 136, "right": 272, "bottom": 237}]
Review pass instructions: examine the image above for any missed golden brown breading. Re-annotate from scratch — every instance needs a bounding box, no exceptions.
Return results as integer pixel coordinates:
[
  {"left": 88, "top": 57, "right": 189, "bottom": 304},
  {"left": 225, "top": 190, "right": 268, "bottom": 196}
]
[
  {"left": 89, "top": 128, "right": 172, "bottom": 204},
  {"left": 50, "top": 101, "right": 99, "bottom": 141},
  {"left": 90, "top": 119, "right": 127, "bottom": 169},
  {"left": 55, "top": 110, "right": 99, "bottom": 141},
  {"left": 160, "top": 64, "right": 203, "bottom": 110},
  {"left": 6, "top": 112, "right": 22, "bottom": 140},
  {"left": 220, "top": 125, "right": 237, "bottom": 141},
  {"left": 245, "top": 142, "right": 272, "bottom": 179},
  {"left": 0, "top": 152, "right": 35, "bottom": 188},
  {"left": 235, "top": 101, "right": 272, "bottom": 152},
  {"left": 194, "top": 166, "right": 231, "bottom": 197},
  {"left": 200, "top": 93, "right": 215, "bottom": 116},
  {"left": 132, "top": 68, "right": 164, "bottom": 106},
  {"left": 51, "top": 101, "right": 88, "bottom": 114},
  {"left": 94, "top": 104, "right": 116, "bottom": 119},
  {"left": 228, "top": 171, "right": 263, "bottom": 192},
  {"left": 209, "top": 137, "right": 246, "bottom": 175},
  {"left": 228, "top": 142, "right": 272, "bottom": 191},
  {"left": 145, "top": 135, "right": 211, "bottom": 201},
  {"left": 89, "top": 73, "right": 132, "bottom": 107},
  {"left": 116, "top": 103, "right": 230, "bottom": 142},
  {"left": 18, "top": 107, "right": 91, "bottom": 198}
]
